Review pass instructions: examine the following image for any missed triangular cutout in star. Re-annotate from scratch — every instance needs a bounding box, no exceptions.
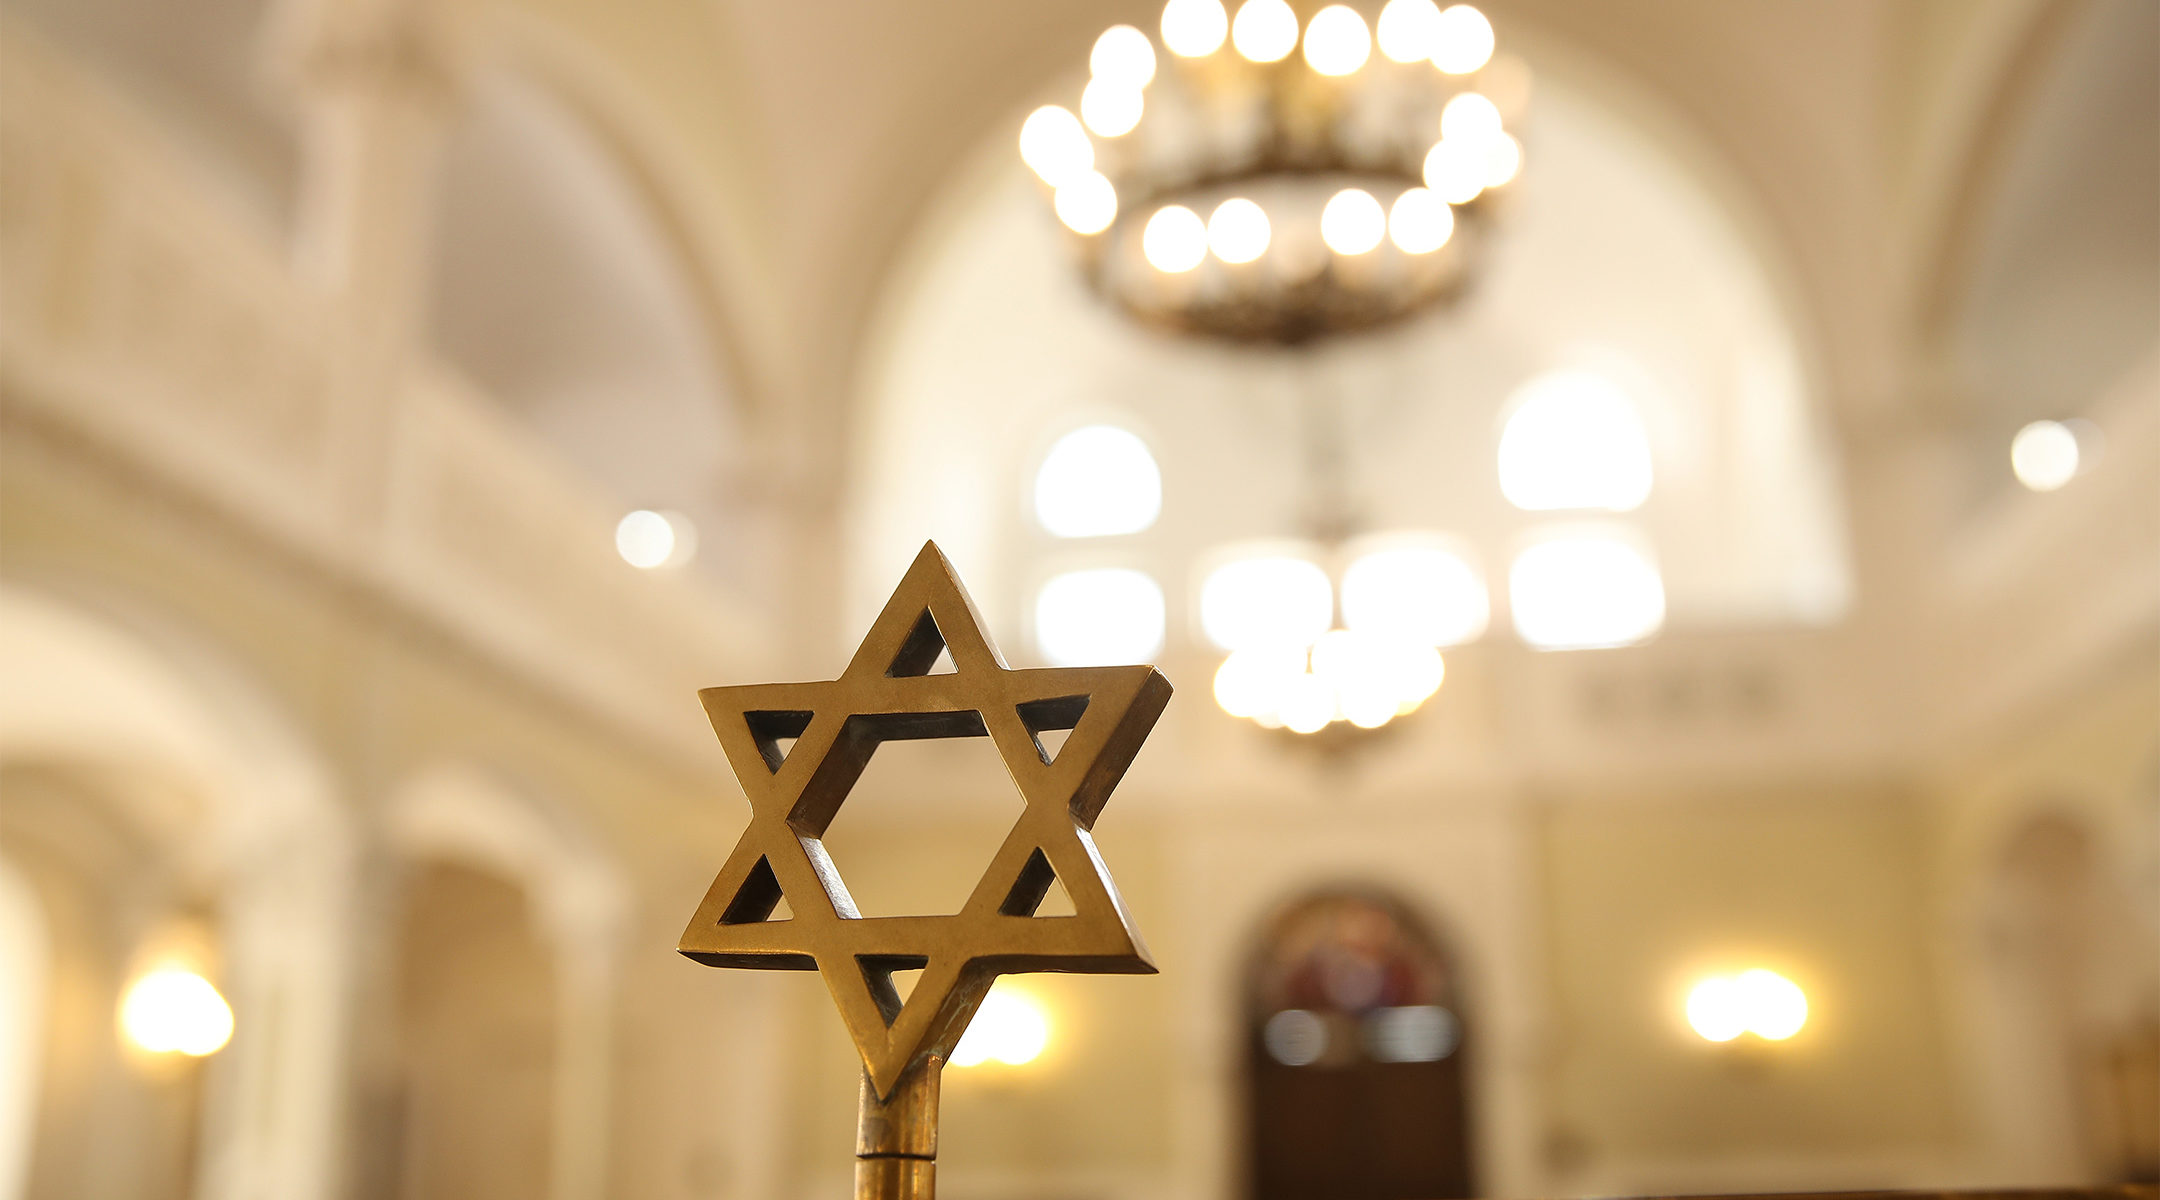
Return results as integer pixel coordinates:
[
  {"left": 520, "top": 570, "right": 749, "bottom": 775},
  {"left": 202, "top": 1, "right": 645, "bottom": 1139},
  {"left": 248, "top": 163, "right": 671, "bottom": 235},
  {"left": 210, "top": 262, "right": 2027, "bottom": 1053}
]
[
  {"left": 1017, "top": 695, "right": 1088, "bottom": 764},
  {"left": 679, "top": 541, "right": 1173, "bottom": 1099},
  {"left": 744, "top": 710, "right": 813, "bottom": 773}
]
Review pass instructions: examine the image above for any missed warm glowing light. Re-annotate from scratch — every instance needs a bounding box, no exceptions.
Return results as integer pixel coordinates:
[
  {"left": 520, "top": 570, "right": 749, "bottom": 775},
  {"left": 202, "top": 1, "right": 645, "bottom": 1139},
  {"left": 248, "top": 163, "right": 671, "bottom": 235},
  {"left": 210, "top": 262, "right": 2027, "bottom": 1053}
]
[
  {"left": 1054, "top": 171, "right": 1119, "bottom": 234},
  {"left": 1688, "top": 969, "right": 1808, "bottom": 1042},
  {"left": 1034, "top": 425, "right": 1161, "bottom": 536},
  {"left": 1342, "top": 543, "right": 1488, "bottom": 645},
  {"left": 1387, "top": 187, "right": 1455, "bottom": 254},
  {"left": 1143, "top": 204, "right": 1209, "bottom": 272},
  {"left": 1320, "top": 188, "right": 1386, "bottom": 255},
  {"left": 1208, "top": 198, "right": 1272, "bottom": 263},
  {"left": 1162, "top": 0, "right": 1230, "bottom": 57},
  {"left": 1302, "top": 6, "right": 1371, "bottom": 76},
  {"left": 1508, "top": 535, "right": 1665, "bottom": 650},
  {"left": 616, "top": 509, "right": 693, "bottom": 569},
  {"left": 1278, "top": 672, "right": 1336, "bottom": 734},
  {"left": 1481, "top": 132, "right": 1523, "bottom": 186},
  {"left": 1421, "top": 138, "right": 1486, "bottom": 204},
  {"left": 1498, "top": 369, "right": 1654, "bottom": 511},
  {"left": 120, "top": 969, "right": 233, "bottom": 1056},
  {"left": 952, "top": 987, "right": 1051, "bottom": 1067},
  {"left": 1199, "top": 555, "right": 1333, "bottom": 650},
  {"left": 1091, "top": 24, "right": 1158, "bottom": 88},
  {"left": 1034, "top": 569, "right": 1166, "bottom": 666},
  {"left": 1440, "top": 91, "right": 1502, "bottom": 141},
  {"left": 2011, "top": 419, "right": 2081, "bottom": 492},
  {"left": 1430, "top": 4, "right": 1495, "bottom": 74},
  {"left": 1311, "top": 629, "right": 1442, "bottom": 726},
  {"left": 1081, "top": 79, "right": 1144, "bottom": 137},
  {"left": 1019, "top": 106, "right": 1095, "bottom": 187},
  {"left": 1376, "top": 0, "right": 1441, "bottom": 62},
  {"left": 1213, "top": 644, "right": 1306, "bottom": 719},
  {"left": 1231, "top": 0, "right": 1300, "bottom": 63},
  {"left": 1685, "top": 977, "right": 1746, "bottom": 1043}
]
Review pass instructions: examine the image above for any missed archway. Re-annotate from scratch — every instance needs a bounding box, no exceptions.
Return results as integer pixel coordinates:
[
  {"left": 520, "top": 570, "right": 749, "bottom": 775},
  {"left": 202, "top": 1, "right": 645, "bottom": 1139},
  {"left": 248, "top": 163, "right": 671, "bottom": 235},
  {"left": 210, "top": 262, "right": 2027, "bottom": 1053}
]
[
  {"left": 0, "top": 584, "right": 352, "bottom": 1200},
  {"left": 1243, "top": 889, "right": 1473, "bottom": 1199}
]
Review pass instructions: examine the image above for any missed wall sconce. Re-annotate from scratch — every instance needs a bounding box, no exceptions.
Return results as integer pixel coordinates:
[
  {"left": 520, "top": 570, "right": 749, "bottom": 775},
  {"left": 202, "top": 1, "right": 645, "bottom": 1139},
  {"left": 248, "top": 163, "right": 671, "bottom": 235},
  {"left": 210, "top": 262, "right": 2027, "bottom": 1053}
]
[{"left": 1686, "top": 968, "right": 1807, "bottom": 1043}]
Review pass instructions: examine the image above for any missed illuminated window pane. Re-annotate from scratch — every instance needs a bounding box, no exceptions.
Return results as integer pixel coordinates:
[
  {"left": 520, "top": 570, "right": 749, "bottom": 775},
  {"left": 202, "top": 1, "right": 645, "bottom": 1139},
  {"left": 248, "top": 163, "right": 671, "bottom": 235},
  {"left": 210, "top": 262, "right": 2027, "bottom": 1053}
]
[
  {"left": 1341, "top": 542, "right": 1488, "bottom": 646},
  {"left": 1497, "top": 370, "right": 1653, "bottom": 512},
  {"left": 1034, "top": 426, "right": 1163, "bottom": 538},
  {"left": 1508, "top": 534, "right": 1664, "bottom": 649},
  {"left": 1035, "top": 569, "right": 1166, "bottom": 665},
  {"left": 1198, "top": 554, "right": 1332, "bottom": 650}
]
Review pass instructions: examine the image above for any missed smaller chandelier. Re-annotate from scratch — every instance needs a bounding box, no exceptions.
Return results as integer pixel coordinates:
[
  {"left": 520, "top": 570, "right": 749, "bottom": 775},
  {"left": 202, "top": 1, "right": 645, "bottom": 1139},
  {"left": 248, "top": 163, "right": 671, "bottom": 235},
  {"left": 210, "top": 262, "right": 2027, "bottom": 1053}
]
[
  {"left": 1202, "top": 536, "right": 1489, "bottom": 734},
  {"left": 1022, "top": 0, "right": 1527, "bottom": 344}
]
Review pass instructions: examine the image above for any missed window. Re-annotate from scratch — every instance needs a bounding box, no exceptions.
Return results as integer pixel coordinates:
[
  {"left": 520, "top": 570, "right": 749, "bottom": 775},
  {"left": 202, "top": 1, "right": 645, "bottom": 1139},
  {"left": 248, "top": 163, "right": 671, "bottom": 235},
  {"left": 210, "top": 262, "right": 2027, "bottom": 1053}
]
[
  {"left": 1496, "top": 369, "right": 1653, "bottom": 512},
  {"left": 1507, "top": 531, "right": 1665, "bottom": 649},
  {"left": 1033, "top": 425, "right": 1163, "bottom": 537},
  {"left": 1033, "top": 568, "right": 1166, "bottom": 665}
]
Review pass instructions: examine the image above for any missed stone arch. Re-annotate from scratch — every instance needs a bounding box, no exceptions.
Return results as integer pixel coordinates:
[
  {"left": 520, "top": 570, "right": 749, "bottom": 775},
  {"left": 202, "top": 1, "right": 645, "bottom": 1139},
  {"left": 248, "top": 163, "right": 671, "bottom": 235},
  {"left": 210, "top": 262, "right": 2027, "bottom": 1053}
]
[
  {"left": 376, "top": 763, "right": 628, "bottom": 1200},
  {"left": 0, "top": 582, "right": 353, "bottom": 1200}
]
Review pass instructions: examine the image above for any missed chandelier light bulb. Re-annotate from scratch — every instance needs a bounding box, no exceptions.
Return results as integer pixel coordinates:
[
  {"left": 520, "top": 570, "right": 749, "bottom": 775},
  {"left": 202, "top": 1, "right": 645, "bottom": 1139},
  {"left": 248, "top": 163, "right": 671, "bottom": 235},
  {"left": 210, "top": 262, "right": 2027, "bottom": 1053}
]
[
  {"left": 1422, "top": 138, "right": 1486, "bottom": 204},
  {"left": 1388, "top": 187, "right": 1454, "bottom": 253},
  {"left": 1279, "top": 672, "right": 1337, "bottom": 734},
  {"left": 1320, "top": 188, "right": 1387, "bottom": 255},
  {"left": 1207, "top": 198, "right": 1272, "bottom": 263},
  {"left": 1054, "top": 171, "right": 1119, "bottom": 235},
  {"left": 1482, "top": 132, "right": 1523, "bottom": 187},
  {"left": 1232, "top": 0, "right": 1300, "bottom": 63},
  {"left": 1143, "top": 204, "right": 1209, "bottom": 272},
  {"left": 1376, "top": 0, "right": 1441, "bottom": 62},
  {"left": 1019, "top": 105, "right": 1095, "bottom": 187},
  {"left": 1091, "top": 24, "right": 1159, "bottom": 88},
  {"left": 1162, "top": 0, "right": 1229, "bottom": 57},
  {"left": 1302, "top": 6, "right": 1372, "bottom": 76},
  {"left": 1430, "top": 4, "right": 1495, "bottom": 74},
  {"left": 1081, "top": 78, "right": 1145, "bottom": 137},
  {"left": 120, "top": 968, "right": 234, "bottom": 1056},
  {"left": 2011, "top": 419, "right": 2082, "bottom": 491},
  {"left": 1440, "top": 91, "right": 1503, "bottom": 141}
]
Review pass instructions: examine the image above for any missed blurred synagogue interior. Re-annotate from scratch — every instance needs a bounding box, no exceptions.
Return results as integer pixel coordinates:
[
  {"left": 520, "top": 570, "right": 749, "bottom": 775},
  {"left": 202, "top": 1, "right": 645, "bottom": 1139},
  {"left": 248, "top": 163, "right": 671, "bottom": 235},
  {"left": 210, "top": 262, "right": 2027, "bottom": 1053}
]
[{"left": 0, "top": 0, "right": 2154, "bottom": 1198}]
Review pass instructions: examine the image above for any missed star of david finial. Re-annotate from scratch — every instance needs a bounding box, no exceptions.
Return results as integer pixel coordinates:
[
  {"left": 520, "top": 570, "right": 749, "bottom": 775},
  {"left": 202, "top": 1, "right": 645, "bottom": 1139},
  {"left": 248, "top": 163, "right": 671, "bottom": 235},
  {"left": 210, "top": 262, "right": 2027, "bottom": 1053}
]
[{"left": 679, "top": 541, "right": 1173, "bottom": 1099}]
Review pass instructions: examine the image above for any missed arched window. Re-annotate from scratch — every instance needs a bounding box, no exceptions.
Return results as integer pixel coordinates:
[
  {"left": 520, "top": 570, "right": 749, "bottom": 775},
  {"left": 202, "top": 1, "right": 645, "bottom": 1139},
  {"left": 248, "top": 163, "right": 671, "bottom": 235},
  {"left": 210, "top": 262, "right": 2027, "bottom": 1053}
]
[
  {"left": 1032, "top": 424, "right": 1163, "bottom": 538},
  {"left": 1245, "top": 891, "right": 1473, "bottom": 1199}
]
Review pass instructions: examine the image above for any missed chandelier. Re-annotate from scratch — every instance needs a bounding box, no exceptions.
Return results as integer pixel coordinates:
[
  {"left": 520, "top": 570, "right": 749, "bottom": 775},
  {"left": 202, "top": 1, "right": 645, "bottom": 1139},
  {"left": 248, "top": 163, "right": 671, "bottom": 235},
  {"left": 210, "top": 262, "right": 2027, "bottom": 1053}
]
[{"left": 1020, "top": 0, "right": 1527, "bottom": 344}]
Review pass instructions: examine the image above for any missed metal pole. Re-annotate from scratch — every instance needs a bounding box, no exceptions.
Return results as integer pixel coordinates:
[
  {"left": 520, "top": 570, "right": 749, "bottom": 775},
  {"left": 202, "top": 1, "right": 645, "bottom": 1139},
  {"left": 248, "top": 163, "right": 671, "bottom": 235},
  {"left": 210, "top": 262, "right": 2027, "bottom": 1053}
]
[{"left": 854, "top": 1061, "right": 940, "bottom": 1199}]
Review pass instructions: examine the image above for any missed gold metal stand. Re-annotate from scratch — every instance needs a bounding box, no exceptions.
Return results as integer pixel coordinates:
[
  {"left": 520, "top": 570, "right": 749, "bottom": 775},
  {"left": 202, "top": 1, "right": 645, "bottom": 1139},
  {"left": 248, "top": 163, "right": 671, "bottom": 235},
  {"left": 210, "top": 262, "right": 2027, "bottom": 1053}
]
[{"left": 854, "top": 1062, "right": 940, "bottom": 1199}]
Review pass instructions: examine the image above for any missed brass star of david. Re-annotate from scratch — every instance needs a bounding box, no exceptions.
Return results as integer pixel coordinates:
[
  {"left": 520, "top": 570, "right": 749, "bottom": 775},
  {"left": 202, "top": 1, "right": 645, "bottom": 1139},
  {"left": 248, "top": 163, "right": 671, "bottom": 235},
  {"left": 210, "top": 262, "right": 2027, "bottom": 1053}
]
[{"left": 679, "top": 541, "right": 1172, "bottom": 1099}]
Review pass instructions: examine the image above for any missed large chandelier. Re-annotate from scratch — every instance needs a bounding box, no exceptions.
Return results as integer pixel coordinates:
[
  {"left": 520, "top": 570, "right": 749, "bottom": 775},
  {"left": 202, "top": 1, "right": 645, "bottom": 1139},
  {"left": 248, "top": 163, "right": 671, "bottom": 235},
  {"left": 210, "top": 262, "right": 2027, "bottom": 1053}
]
[{"left": 1020, "top": 0, "right": 1527, "bottom": 344}]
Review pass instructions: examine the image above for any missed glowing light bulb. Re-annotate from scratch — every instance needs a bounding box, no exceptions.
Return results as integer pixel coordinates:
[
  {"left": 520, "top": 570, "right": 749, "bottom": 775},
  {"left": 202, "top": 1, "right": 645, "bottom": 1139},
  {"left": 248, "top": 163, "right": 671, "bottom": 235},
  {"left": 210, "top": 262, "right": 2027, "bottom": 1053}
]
[
  {"left": 1421, "top": 138, "right": 1485, "bottom": 204},
  {"left": 1736, "top": 969, "right": 1808, "bottom": 1040},
  {"left": 1686, "top": 978, "right": 1746, "bottom": 1043},
  {"left": 1440, "top": 91, "right": 1502, "bottom": 140},
  {"left": 1143, "top": 204, "right": 1208, "bottom": 272},
  {"left": 1279, "top": 672, "right": 1336, "bottom": 734},
  {"left": 2011, "top": 419, "right": 2081, "bottom": 491},
  {"left": 617, "top": 509, "right": 694, "bottom": 569},
  {"left": 952, "top": 988, "right": 1051, "bottom": 1067},
  {"left": 1320, "top": 188, "right": 1386, "bottom": 255},
  {"left": 1482, "top": 132, "right": 1523, "bottom": 186},
  {"left": 1019, "top": 106, "right": 1094, "bottom": 187},
  {"left": 120, "top": 968, "right": 233, "bottom": 1056},
  {"left": 1376, "top": 0, "right": 1441, "bottom": 62},
  {"left": 1430, "top": 4, "right": 1494, "bottom": 74},
  {"left": 1162, "top": 0, "right": 1229, "bottom": 57},
  {"left": 1054, "top": 171, "right": 1119, "bottom": 235},
  {"left": 1302, "top": 6, "right": 1371, "bottom": 76},
  {"left": 1213, "top": 644, "right": 1304, "bottom": 719},
  {"left": 1081, "top": 78, "right": 1144, "bottom": 136},
  {"left": 1387, "top": 187, "right": 1454, "bottom": 254},
  {"left": 1208, "top": 197, "right": 1271, "bottom": 263},
  {"left": 1091, "top": 24, "right": 1158, "bottom": 88},
  {"left": 1232, "top": 0, "right": 1299, "bottom": 63}
]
